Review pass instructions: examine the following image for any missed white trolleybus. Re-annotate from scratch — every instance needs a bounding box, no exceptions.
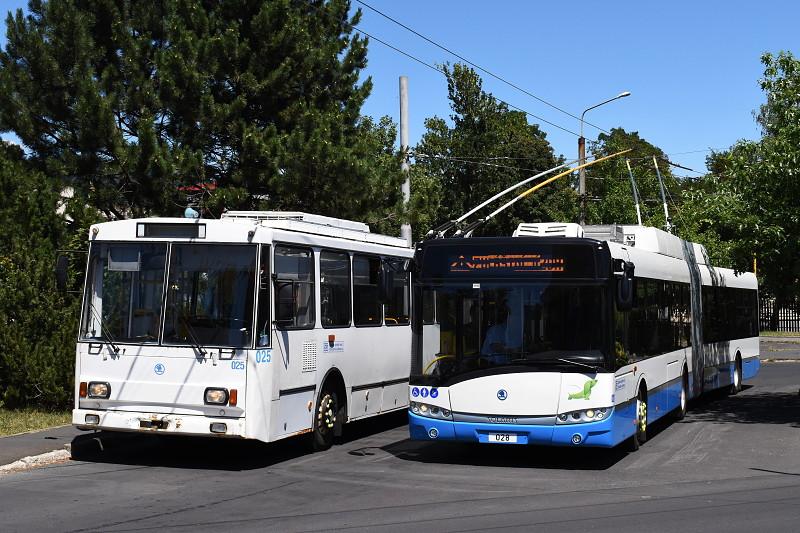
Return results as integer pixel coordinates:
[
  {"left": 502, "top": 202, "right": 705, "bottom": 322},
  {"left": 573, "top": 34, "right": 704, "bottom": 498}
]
[
  {"left": 73, "top": 211, "right": 413, "bottom": 449},
  {"left": 408, "top": 222, "right": 759, "bottom": 450}
]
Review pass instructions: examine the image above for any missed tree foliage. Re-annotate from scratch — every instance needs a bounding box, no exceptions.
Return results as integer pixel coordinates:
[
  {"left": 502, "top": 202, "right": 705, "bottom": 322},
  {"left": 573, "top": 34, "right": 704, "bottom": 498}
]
[
  {"left": 682, "top": 52, "right": 800, "bottom": 302},
  {"left": 412, "top": 64, "right": 576, "bottom": 237},
  {"left": 0, "top": 0, "right": 402, "bottom": 222},
  {"left": 586, "top": 128, "right": 680, "bottom": 231},
  {"left": 0, "top": 143, "right": 86, "bottom": 408}
]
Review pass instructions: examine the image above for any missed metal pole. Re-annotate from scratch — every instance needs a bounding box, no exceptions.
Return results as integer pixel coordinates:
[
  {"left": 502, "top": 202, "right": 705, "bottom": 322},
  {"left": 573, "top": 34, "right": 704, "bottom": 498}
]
[
  {"left": 577, "top": 92, "right": 631, "bottom": 226},
  {"left": 399, "top": 76, "right": 412, "bottom": 247},
  {"left": 578, "top": 131, "right": 586, "bottom": 226}
]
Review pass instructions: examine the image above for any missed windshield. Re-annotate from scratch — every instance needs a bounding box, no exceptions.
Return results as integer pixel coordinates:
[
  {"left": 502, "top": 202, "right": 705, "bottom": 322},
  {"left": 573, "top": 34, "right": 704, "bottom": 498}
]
[
  {"left": 163, "top": 244, "right": 257, "bottom": 348},
  {"left": 414, "top": 283, "right": 609, "bottom": 383},
  {"left": 81, "top": 243, "right": 167, "bottom": 343}
]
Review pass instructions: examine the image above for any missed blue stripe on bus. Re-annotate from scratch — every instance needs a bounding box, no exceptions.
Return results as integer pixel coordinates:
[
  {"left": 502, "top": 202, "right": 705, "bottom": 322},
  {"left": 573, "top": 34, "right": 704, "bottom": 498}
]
[
  {"left": 409, "top": 402, "right": 639, "bottom": 448},
  {"left": 742, "top": 357, "right": 760, "bottom": 380},
  {"left": 409, "top": 357, "right": 760, "bottom": 449}
]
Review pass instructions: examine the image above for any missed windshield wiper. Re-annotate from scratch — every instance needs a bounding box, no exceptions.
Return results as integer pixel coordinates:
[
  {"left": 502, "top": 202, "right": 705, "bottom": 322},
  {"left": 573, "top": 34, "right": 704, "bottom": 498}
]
[
  {"left": 554, "top": 358, "right": 603, "bottom": 372},
  {"left": 507, "top": 354, "right": 604, "bottom": 372},
  {"left": 174, "top": 304, "right": 208, "bottom": 357},
  {"left": 86, "top": 301, "right": 120, "bottom": 354},
  {"left": 181, "top": 306, "right": 208, "bottom": 357}
]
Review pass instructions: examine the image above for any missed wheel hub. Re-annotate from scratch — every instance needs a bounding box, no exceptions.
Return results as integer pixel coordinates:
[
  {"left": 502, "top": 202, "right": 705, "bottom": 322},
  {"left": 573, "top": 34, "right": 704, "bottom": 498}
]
[
  {"left": 638, "top": 399, "right": 647, "bottom": 433},
  {"left": 317, "top": 394, "right": 336, "bottom": 431}
]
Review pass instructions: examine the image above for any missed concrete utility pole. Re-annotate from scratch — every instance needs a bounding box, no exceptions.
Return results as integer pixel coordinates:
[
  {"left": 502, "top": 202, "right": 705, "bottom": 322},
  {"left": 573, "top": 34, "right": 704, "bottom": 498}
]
[
  {"left": 399, "top": 76, "right": 412, "bottom": 247},
  {"left": 578, "top": 91, "right": 631, "bottom": 225}
]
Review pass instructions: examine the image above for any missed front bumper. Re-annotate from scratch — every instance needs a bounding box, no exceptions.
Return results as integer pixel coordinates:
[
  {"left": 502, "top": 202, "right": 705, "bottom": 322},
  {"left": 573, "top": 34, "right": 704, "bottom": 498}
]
[
  {"left": 409, "top": 405, "right": 634, "bottom": 448},
  {"left": 73, "top": 408, "right": 246, "bottom": 438}
]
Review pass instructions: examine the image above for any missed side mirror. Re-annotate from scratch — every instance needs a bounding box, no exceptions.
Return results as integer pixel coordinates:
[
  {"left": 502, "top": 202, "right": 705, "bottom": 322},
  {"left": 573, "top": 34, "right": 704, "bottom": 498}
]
[
  {"left": 55, "top": 254, "right": 69, "bottom": 293},
  {"left": 615, "top": 260, "right": 635, "bottom": 311}
]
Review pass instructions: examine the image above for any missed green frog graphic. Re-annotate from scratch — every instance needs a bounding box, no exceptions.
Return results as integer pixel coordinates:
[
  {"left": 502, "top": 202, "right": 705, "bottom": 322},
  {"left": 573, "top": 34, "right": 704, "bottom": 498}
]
[{"left": 568, "top": 379, "right": 597, "bottom": 400}]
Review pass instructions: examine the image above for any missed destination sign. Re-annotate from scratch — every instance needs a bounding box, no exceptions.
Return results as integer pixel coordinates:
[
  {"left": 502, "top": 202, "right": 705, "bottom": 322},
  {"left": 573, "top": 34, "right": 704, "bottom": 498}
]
[
  {"left": 417, "top": 240, "right": 607, "bottom": 280},
  {"left": 449, "top": 253, "right": 565, "bottom": 273}
]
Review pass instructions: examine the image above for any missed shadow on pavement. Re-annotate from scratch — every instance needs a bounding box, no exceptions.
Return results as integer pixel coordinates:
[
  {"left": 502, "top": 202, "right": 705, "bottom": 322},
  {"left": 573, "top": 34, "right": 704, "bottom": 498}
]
[
  {"left": 70, "top": 410, "right": 407, "bottom": 471},
  {"left": 381, "top": 438, "right": 630, "bottom": 470},
  {"left": 683, "top": 385, "right": 800, "bottom": 427}
]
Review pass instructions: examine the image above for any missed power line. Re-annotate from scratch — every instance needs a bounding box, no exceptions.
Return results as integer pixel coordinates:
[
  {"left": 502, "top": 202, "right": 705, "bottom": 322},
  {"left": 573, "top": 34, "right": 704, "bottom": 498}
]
[
  {"left": 355, "top": 0, "right": 605, "bottom": 134},
  {"left": 414, "top": 152, "right": 543, "bottom": 174},
  {"left": 354, "top": 26, "right": 581, "bottom": 136}
]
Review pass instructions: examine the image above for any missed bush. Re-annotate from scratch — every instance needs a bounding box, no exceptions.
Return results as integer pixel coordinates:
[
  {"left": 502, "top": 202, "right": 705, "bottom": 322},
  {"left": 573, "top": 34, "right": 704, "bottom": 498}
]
[{"left": 0, "top": 144, "right": 83, "bottom": 409}]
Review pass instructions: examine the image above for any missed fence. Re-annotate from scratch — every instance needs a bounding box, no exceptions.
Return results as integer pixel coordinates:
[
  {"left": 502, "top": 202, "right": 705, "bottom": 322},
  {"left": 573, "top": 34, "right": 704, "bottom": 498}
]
[{"left": 759, "top": 299, "right": 800, "bottom": 332}]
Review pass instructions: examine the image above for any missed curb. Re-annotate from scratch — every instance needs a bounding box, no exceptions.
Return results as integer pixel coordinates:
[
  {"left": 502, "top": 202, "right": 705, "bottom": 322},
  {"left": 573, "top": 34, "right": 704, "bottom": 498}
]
[{"left": 0, "top": 445, "right": 71, "bottom": 475}]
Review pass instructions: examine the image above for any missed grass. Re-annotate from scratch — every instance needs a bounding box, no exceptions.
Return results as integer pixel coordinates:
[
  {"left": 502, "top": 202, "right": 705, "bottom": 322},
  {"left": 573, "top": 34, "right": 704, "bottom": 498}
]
[
  {"left": 0, "top": 408, "right": 72, "bottom": 437},
  {"left": 760, "top": 330, "right": 800, "bottom": 338}
]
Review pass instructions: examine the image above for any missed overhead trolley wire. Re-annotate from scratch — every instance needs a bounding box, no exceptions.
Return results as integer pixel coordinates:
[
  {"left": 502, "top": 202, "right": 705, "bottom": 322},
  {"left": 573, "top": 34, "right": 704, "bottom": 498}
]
[
  {"left": 354, "top": 25, "right": 581, "bottom": 136},
  {"left": 355, "top": 0, "right": 609, "bottom": 134}
]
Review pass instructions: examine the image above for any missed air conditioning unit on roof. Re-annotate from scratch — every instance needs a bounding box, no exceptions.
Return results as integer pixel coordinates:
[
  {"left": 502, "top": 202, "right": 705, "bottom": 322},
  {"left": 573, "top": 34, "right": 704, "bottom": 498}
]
[{"left": 513, "top": 222, "right": 584, "bottom": 238}]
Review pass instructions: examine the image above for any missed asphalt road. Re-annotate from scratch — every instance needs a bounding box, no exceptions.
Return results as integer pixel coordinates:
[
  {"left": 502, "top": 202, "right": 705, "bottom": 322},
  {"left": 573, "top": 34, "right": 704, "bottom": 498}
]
[{"left": 2, "top": 363, "right": 800, "bottom": 533}]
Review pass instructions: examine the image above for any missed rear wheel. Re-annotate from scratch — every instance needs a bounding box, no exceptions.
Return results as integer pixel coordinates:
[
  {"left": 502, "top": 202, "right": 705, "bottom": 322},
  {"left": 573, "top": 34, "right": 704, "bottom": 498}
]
[
  {"left": 673, "top": 368, "right": 688, "bottom": 420},
  {"left": 729, "top": 356, "right": 743, "bottom": 395},
  {"left": 312, "top": 386, "right": 339, "bottom": 451}
]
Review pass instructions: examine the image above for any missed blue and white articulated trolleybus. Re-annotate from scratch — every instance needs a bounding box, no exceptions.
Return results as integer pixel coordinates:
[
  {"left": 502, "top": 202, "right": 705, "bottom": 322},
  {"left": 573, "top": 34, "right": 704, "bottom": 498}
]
[
  {"left": 408, "top": 222, "right": 759, "bottom": 449},
  {"left": 74, "top": 211, "right": 413, "bottom": 449}
]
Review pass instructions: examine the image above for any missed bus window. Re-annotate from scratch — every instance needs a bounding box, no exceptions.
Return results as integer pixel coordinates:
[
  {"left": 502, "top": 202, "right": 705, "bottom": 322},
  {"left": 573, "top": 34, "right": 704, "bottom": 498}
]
[
  {"left": 256, "top": 245, "right": 271, "bottom": 347},
  {"left": 163, "top": 244, "right": 257, "bottom": 347},
  {"left": 274, "top": 245, "right": 315, "bottom": 329},
  {"left": 320, "top": 250, "right": 351, "bottom": 328},
  {"left": 385, "top": 261, "right": 409, "bottom": 326},
  {"left": 81, "top": 243, "right": 167, "bottom": 343},
  {"left": 353, "top": 255, "right": 381, "bottom": 326}
]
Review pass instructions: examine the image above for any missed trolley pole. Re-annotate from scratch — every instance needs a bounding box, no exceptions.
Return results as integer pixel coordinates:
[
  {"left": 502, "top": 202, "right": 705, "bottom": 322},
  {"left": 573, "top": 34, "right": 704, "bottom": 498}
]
[{"left": 399, "top": 76, "right": 412, "bottom": 246}]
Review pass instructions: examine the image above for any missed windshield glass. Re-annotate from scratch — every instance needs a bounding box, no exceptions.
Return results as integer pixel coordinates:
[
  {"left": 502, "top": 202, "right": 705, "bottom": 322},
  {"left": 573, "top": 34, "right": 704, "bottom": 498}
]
[
  {"left": 163, "top": 244, "right": 257, "bottom": 348},
  {"left": 81, "top": 243, "right": 167, "bottom": 343},
  {"left": 415, "top": 283, "right": 608, "bottom": 383}
]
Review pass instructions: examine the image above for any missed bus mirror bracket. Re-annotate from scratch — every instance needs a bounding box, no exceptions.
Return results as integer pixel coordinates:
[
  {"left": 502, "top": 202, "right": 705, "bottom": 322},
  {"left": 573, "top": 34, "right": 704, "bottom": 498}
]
[{"left": 615, "top": 260, "right": 635, "bottom": 311}]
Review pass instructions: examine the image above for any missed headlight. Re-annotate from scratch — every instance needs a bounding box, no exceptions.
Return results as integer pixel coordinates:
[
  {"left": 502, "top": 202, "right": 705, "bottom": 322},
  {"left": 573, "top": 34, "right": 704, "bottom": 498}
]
[
  {"left": 556, "top": 406, "right": 613, "bottom": 424},
  {"left": 87, "top": 382, "right": 111, "bottom": 399},
  {"left": 409, "top": 401, "right": 452, "bottom": 420},
  {"left": 204, "top": 387, "right": 229, "bottom": 405}
]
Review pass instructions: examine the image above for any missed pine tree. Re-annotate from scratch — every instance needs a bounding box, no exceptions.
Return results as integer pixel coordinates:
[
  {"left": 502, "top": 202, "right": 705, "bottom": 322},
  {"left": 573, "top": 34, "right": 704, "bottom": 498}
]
[
  {"left": 0, "top": 143, "right": 83, "bottom": 408},
  {"left": 0, "top": 0, "right": 401, "bottom": 222}
]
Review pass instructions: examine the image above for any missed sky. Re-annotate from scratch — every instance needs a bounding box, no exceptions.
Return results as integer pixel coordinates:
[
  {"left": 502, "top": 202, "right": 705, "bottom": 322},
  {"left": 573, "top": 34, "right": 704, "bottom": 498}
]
[{"left": 1, "top": 1, "right": 798, "bottom": 176}]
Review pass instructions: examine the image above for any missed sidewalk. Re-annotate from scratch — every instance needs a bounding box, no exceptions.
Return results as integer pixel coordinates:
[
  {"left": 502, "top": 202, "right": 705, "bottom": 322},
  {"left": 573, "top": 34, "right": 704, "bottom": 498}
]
[{"left": 761, "top": 335, "right": 800, "bottom": 361}]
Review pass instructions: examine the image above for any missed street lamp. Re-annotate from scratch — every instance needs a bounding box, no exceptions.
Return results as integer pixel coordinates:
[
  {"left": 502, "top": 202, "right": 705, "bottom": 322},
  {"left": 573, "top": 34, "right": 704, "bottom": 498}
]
[{"left": 578, "top": 91, "right": 631, "bottom": 225}]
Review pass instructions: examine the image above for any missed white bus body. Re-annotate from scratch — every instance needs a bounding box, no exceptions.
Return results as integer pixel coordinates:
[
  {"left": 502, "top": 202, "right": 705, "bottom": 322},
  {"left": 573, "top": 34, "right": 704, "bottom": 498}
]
[
  {"left": 409, "top": 223, "right": 759, "bottom": 448},
  {"left": 73, "top": 212, "right": 412, "bottom": 446}
]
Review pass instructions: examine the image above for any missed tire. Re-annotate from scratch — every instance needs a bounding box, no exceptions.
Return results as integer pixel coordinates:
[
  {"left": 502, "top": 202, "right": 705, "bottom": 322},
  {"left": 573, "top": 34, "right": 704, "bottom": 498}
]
[
  {"left": 729, "top": 356, "right": 743, "bottom": 395},
  {"left": 673, "top": 368, "right": 688, "bottom": 421},
  {"left": 626, "top": 386, "right": 648, "bottom": 451},
  {"left": 312, "top": 385, "right": 339, "bottom": 451}
]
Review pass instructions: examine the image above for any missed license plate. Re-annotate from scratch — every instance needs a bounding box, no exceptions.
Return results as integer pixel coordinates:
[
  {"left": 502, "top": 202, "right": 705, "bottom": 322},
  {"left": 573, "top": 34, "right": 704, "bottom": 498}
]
[{"left": 488, "top": 432, "right": 517, "bottom": 443}]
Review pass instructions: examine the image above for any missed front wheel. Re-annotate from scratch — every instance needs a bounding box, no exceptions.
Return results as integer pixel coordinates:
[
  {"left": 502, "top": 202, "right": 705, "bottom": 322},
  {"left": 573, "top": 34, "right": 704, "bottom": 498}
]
[
  {"left": 312, "top": 387, "right": 339, "bottom": 451},
  {"left": 625, "top": 387, "right": 648, "bottom": 452}
]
